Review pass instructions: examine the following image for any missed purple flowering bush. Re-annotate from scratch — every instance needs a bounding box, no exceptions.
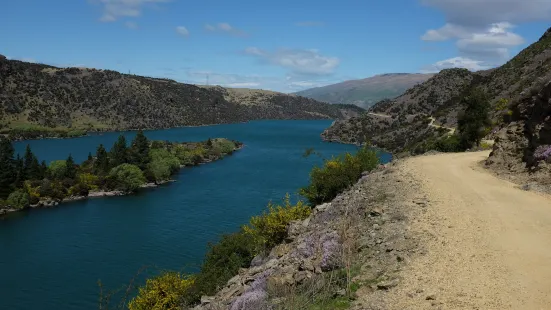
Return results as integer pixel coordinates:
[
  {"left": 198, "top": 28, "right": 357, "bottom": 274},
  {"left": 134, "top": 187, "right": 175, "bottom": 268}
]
[{"left": 534, "top": 145, "right": 551, "bottom": 161}]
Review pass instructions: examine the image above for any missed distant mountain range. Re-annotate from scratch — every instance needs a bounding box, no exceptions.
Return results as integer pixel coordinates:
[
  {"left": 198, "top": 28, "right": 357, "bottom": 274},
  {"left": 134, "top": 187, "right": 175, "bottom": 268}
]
[
  {"left": 0, "top": 55, "right": 363, "bottom": 139},
  {"left": 295, "top": 73, "right": 434, "bottom": 108}
]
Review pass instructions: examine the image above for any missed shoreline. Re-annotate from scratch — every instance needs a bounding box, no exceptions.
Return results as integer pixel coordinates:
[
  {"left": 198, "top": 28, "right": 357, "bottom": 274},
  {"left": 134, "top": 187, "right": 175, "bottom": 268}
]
[{"left": 0, "top": 144, "right": 244, "bottom": 217}]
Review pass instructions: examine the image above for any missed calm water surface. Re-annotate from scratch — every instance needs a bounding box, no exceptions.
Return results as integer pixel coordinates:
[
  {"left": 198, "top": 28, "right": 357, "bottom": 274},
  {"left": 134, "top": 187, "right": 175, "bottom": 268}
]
[{"left": 0, "top": 120, "right": 391, "bottom": 310}]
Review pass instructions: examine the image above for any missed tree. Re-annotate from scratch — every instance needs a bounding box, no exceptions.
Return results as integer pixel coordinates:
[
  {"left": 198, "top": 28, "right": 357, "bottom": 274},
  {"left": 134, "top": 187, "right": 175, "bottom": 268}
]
[
  {"left": 40, "top": 161, "right": 48, "bottom": 178},
  {"left": 129, "top": 130, "right": 150, "bottom": 170},
  {"left": 49, "top": 160, "right": 67, "bottom": 180},
  {"left": 23, "top": 145, "right": 42, "bottom": 180},
  {"left": 65, "top": 154, "right": 77, "bottom": 179},
  {"left": 94, "top": 144, "right": 110, "bottom": 175},
  {"left": 0, "top": 137, "right": 16, "bottom": 198},
  {"left": 148, "top": 149, "right": 180, "bottom": 183},
  {"left": 110, "top": 135, "right": 128, "bottom": 167},
  {"left": 108, "top": 163, "right": 146, "bottom": 193},
  {"left": 14, "top": 154, "right": 25, "bottom": 188},
  {"left": 458, "top": 88, "right": 492, "bottom": 149}
]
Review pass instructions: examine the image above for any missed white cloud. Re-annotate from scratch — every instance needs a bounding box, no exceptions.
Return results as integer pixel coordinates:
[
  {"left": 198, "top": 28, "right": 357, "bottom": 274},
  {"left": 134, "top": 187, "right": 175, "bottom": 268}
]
[
  {"left": 176, "top": 26, "right": 189, "bottom": 37},
  {"left": 295, "top": 21, "right": 324, "bottom": 27},
  {"left": 421, "top": 57, "right": 489, "bottom": 73},
  {"left": 125, "top": 21, "right": 138, "bottom": 29},
  {"left": 182, "top": 70, "right": 340, "bottom": 92},
  {"left": 204, "top": 23, "right": 247, "bottom": 37},
  {"left": 419, "top": 0, "right": 548, "bottom": 71},
  {"left": 92, "top": 0, "right": 170, "bottom": 22},
  {"left": 420, "top": 0, "right": 551, "bottom": 26},
  {"left": 244, "top": 47, "right": 340, "bottom": 76}
]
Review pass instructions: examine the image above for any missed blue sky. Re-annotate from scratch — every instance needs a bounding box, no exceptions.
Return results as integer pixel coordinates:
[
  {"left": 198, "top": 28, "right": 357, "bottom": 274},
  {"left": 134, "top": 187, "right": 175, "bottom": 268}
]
[{"left": 2, "top": 0, "right": 550, "bottom": 92}]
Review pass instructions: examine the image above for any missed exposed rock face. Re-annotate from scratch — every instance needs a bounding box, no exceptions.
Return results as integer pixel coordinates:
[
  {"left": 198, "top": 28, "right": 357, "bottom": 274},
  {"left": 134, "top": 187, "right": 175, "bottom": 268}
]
[
  {"left": 486, "top": 79, "right": 551, "bottom": 190},
  {"left": 0, "top": 58, "right": 362, "bottom": 134},
  {"left": 193, "top": 164, "right": 423, "bottom": 310}
]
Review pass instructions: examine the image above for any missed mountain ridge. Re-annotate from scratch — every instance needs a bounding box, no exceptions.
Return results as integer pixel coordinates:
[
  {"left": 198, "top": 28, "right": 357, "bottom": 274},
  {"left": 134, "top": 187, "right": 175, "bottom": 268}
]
[
  {"left": 295, "top": 73, "right": 434, "bottom": 108},
  {"left": 322, "top": 27, "right": 551, "bottom": 159},
  {"left": 0, "top": 57, "right": 363, "bottom": 139}
]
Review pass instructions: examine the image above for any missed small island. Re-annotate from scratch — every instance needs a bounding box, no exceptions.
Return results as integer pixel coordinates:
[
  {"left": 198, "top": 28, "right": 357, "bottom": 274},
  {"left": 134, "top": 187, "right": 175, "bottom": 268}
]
[{"left": 0, "top": 131, "right": 242, "bottom": 215}]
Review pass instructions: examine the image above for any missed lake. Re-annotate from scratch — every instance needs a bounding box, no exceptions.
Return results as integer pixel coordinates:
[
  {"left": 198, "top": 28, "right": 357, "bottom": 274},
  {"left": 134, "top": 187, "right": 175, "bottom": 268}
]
[{"left": 0, "top": 120, "right": 391, "bottom": 310}]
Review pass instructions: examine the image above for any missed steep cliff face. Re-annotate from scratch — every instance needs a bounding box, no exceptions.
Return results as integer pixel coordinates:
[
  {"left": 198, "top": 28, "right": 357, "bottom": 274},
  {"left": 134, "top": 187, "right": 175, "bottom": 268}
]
[{"left": 0, "top": 58, "right": 362, "bottom": 135}]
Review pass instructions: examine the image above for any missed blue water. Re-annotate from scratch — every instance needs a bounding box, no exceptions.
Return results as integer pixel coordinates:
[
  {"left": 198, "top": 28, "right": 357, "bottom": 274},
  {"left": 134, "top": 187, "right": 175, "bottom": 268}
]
[{"left": 0, "top": 120, "right": 391, "bottom": 310}]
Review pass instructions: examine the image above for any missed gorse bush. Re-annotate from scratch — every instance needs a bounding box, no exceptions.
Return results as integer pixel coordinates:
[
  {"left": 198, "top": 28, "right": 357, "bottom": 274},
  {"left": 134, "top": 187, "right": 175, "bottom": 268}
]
[
  {"left": 243, "top": 193, "right": 311, "bottom": 251},
  {"left": 128, "top": 271, "right": 194, "bottom": 310},
  {"left": 300, "top": 146, "right": 379, "bottom": 206}
]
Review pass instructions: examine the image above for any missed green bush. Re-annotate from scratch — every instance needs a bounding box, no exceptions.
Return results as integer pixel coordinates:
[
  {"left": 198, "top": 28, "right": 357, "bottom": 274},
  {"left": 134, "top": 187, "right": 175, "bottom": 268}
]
[
  {"left": 7, "top": 189, "right": 30, "bottom": 209},
  {"left": 299, "top": 146, "right": 379, "bottom": 206},
  {"left": 128, "top": 271, "right": 194, "bottom": 310},
  {"left": 108, "top": 164, "right": 146, "bottom": 193},
  {"left": 243, "top": 194, "right": 311, "bottom": 252},
  {"left": 184, "top": 231, "right": 255, "bottom": 304}
]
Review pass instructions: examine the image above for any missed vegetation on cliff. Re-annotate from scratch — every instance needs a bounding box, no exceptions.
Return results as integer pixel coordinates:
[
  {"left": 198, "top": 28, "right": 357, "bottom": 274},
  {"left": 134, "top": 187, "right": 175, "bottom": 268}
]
[
  {"left": 122, "top": 146, "right": 380, "bottom": 309},
  {"left": 0, "top": 57, "right": 363, "bottom": 140},
  {"left": 0, "top": 133, "right": 241, "bottom": 212}
]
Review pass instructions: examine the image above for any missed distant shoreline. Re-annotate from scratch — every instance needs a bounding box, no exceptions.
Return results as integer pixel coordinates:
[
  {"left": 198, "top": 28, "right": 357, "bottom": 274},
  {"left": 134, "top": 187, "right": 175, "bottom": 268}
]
[{"left": 0, "top": 144, "right": 244, "bottom": 217}]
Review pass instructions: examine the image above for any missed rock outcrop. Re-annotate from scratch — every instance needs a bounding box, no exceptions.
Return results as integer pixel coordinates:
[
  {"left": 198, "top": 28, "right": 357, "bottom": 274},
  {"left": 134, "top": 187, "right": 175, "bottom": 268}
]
[{"left": 192, "top": 163, "right": 424, "bottom": 310}]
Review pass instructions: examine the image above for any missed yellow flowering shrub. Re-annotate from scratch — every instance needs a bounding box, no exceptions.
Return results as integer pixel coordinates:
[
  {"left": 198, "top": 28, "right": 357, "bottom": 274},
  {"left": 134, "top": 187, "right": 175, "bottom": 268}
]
[
  {"left": 128, "top": 272, "right": 194, "bottom": 310},
  {"left": 23, "top": 180, "right": 41, "bottom": 203},
  {"left": 243, "top": 193, "right": 311, "bottom": 252}
]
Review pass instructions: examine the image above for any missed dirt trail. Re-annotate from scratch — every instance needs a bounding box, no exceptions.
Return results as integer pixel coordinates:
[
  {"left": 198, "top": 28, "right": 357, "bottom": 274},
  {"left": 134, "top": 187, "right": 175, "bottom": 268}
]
[{"left": 379, "top": 151, "right": 551, "bottom": 309}]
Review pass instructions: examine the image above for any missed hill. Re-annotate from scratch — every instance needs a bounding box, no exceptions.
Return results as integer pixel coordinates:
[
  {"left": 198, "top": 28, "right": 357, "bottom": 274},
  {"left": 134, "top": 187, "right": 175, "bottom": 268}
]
[
  {"left": 0, "top": 56, "right": 363, "bottom": 139},
  {"left": 295, "top": 73, "right": 434, "bottom": 108},
  {"left": 323, "top": 27, "right": 551, "bottom": 160}
]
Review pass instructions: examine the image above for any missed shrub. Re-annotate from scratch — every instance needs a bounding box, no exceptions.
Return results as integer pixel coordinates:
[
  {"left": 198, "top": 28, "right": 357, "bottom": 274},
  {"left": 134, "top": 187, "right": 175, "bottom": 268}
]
[
  {"left": 185, "top": 231, "right": 255, "bottom": 305},
  {"left": 243, "top": 194, "right": 311, "bottom": 252},
  {"left": 210, "top": 139, "right": 236, "bottom": 154},
  {"left": 128, "top": 271, "right": 194, "bottom": 310},
  {"left": 108, "top": 164, "right": 146, "bottom": 193},
  {"left": 7, "top": 190, "right": 30, "bottom": 209},
  {"left": 299, "top": 146, "right": 379, "bottom": 206},
  {"left": 434, "top": 135, "right": 462, "bottom": 152}
]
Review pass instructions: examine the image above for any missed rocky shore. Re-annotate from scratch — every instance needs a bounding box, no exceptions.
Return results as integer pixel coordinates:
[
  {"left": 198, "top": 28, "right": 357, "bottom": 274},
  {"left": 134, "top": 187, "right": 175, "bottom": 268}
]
[{"left": 192, "top": 159, "right": 427, "bottom": 310}]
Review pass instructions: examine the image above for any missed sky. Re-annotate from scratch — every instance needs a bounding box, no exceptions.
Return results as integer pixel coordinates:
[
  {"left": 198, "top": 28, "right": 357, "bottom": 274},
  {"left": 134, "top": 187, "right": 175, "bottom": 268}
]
[{"left": 1, "top": 0, "right": 550, "bottom": 93}]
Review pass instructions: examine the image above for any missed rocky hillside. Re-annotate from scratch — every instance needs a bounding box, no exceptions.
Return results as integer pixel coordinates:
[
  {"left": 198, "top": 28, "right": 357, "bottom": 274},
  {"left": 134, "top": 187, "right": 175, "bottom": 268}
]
[
  {"left": 486, "top": 29, "right": 551, "bottom": 188},
  {"left": 323, "top": 27, "right": 551, "bottom": 156},
  {"left": 0, "top": 56, "right": 363, "bottom": 138},
  {"left": 295, "top": 73, "right": 434, "bottom": 109},
  {"left": 193, "top": 162, "right": 424, "bottom": 310}
]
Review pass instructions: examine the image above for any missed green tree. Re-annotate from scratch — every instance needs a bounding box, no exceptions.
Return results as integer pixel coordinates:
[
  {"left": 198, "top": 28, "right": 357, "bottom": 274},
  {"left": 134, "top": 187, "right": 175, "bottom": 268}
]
[
  {"left": 23, "top": 145, "right": 42, "bottom": 180},
  {"left": 49, "top": 160, "right": 67, "bottom": 180},
  {"left": 7, "top": 189, "right": 30, "bottom": 209},
  {"left": 110, "top": 135, "right": 128, "bottom": 167},
  {"left": 458, "top": 88, "right": 492, "bottom": 148},
  {"left": 0, "top": 137, "right": 16, "bottom": 198},
  {"left": 108, "top": 163, "right": 146, "bottom": 193},
  {"left": 148, "top": 149, "right": 180, "bottom": 183},
  {"left": 129, "top": 130, "right": 150, "bottom": 169},
  {"left": 65, "top": 154, "right": 77, "bottom": 179},
  {"left": 94, "top": 144, "right": 110, "bottom": 174},
  {"left": 14, "top": 154, "right": 25, "bottom": 188},
  {"left": 40, "top": 161, "right": 48, "bottom": 178}
]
